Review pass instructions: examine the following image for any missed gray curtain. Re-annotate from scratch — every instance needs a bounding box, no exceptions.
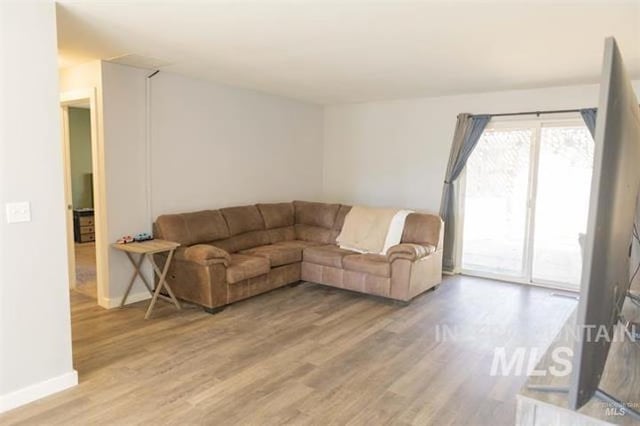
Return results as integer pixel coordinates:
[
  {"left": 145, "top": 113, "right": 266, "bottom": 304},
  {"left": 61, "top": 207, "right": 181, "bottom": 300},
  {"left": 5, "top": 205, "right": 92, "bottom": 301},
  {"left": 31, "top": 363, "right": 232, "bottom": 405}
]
[
  {"left": 439, "top": 113, "right": 491, "bottom": 272},
  {"left": 580, "top": 108, "right": 597, "bottom": 138}
]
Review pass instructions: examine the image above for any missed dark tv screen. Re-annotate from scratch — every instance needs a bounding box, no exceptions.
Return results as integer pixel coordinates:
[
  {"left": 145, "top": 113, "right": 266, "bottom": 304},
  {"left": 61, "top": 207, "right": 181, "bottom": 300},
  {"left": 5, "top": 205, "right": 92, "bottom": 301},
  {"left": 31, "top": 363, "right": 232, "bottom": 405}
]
[{"left": 569, "top": 37, "right": 640, "bottom": 410}]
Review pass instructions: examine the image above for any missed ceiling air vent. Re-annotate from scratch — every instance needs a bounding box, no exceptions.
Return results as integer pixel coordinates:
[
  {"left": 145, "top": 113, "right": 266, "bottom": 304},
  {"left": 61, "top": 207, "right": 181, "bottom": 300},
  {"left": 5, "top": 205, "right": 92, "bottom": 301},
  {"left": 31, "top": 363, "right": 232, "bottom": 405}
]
[{"left": 106, "top": 54, "right": 173, "bottom": 70}]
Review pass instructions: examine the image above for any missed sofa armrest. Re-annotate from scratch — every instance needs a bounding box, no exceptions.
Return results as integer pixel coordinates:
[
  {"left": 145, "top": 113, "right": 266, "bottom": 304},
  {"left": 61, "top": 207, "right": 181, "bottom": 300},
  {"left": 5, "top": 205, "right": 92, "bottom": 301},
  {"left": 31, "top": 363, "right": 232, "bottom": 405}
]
[
  {"left": 182, "top": 244, "right": 231, "bottom": 267},
  {"left": 386, "top": 243, "right": 436, "bottom": 263}
]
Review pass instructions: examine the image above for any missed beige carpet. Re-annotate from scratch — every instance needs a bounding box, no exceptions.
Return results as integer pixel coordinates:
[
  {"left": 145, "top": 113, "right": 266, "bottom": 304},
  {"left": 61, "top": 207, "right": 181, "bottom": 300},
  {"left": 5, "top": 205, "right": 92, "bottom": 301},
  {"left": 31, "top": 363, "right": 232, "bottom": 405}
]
[{"left": 74, "top": 242, "right": 97, "bottom": 299}]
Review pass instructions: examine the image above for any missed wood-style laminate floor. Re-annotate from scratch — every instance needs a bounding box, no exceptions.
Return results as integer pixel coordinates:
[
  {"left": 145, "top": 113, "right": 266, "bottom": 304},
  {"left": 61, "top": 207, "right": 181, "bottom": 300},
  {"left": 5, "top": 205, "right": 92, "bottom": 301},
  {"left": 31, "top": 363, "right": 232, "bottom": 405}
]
[{"left": 0, "top": 276, "right": 577, "bottom": 425}]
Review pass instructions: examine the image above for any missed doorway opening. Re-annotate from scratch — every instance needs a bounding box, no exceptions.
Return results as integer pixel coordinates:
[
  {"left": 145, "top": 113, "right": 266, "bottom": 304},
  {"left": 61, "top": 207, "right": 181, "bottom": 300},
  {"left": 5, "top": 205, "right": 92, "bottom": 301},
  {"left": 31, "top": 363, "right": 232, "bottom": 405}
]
[
  {"left": 61, "top": 89, "right": 108, "bottom": 305},
  {"left": 68, "top": 105, "right": 95, "bottom": 298},
  {"left": 459, "top": 117, "right": 594, "bottom": 291}
]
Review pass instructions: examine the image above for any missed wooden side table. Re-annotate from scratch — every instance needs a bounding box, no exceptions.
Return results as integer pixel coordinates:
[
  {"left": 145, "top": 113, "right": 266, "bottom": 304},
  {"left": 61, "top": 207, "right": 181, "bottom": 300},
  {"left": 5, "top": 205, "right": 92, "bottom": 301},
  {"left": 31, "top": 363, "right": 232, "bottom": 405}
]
[{"left": 111, "top": 239, "right": 181, "bottom": 319}]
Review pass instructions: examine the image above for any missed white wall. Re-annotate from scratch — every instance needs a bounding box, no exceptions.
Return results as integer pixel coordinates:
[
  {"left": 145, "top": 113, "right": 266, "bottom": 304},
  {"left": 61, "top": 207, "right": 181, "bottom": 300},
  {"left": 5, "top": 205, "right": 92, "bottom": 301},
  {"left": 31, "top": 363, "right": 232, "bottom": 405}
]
[
  {"left": 323, "top": 82, "right": 640, "bottom": 212},
  {"left": 59, "top": 60, "right": 101, "bottom": 93},
  {"left": 100, "top": 62, "right": 151, "bottom": 303},
  {"left": 150, "top": 72, "right": 324, "bottom": 214},
  {"left": 0, "top": 0, "right": 76, "bottom": 412}
]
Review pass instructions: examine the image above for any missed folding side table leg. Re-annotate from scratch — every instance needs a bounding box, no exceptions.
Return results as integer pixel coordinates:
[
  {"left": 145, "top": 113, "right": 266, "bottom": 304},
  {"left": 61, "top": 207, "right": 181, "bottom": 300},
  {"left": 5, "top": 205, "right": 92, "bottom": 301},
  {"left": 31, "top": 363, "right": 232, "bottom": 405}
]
[
  {"left": 120, "top": 252, "right": 153, "bottom": 307},
  {"left": 144, "top": 249, "right": 180, "bottom": 319}
]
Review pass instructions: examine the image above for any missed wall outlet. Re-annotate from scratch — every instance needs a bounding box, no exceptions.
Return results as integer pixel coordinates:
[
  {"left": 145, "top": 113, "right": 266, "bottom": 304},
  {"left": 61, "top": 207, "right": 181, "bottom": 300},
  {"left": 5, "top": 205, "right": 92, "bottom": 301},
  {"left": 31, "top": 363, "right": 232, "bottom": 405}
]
[{"left": 6, "top": 202, "right": 31, "bottom": 223}]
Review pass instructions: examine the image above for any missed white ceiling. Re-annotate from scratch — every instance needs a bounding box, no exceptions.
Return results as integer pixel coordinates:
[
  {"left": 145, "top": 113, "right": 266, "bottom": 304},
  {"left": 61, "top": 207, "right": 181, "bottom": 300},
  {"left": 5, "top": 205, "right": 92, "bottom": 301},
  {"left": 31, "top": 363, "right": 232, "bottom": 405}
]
[{"left": 57, "top": 0, "right": 640, "bottom": 105}]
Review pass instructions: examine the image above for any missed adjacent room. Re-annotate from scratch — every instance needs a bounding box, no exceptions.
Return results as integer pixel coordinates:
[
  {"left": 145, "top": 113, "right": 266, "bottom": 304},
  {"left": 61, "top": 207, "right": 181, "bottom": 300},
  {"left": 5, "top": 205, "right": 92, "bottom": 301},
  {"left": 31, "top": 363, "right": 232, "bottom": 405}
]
[
  {"left": 65, "top": 103, "right": 98, "bottom": 299},
  {"left": 1, "top": 1, "right": 639, "bottom": 425}
]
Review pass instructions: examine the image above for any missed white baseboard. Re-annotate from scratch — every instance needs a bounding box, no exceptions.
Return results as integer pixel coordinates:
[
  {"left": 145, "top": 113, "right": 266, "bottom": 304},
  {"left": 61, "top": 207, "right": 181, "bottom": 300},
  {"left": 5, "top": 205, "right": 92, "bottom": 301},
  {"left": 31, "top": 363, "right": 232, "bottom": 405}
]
[
  {"left": 100, "top": 290, "right": 151, "bottom": 309},
  {"left": 0, "top": 370, "right": 78, "bottom": 414}
]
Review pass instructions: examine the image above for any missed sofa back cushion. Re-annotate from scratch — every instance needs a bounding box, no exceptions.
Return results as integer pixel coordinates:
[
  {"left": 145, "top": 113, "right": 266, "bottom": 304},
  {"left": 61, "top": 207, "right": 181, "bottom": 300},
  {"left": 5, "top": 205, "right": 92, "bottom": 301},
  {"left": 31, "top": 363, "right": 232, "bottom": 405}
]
[
  {"left": 214, "top": 205, "right": 269, "bottom": 252},
  {"left": 331, "top": 204, "right": 352, "bottom": 241},
  {"left": 294, "top": 201, "right": 340, "bottom": 228},
  {"left": 220, "top": 205, "right": 265, "bottom": 235},
  {"left": 294, "top": 224, "right": 333, "bottom": 244},
  {"left": 155, "top": 210, "right": 230, "bottom": 246},
  {"left": 401, "top": 213, "right": 444, "bottom": 248},
  {"left": 293, "top": 200, "right": 341, "bottom": 244},
  {"left": 257, "top": 202, "right": 296, "bottom": 243},
  {"left": 257, "top": 203, "right": 294, "bottom": 228}
]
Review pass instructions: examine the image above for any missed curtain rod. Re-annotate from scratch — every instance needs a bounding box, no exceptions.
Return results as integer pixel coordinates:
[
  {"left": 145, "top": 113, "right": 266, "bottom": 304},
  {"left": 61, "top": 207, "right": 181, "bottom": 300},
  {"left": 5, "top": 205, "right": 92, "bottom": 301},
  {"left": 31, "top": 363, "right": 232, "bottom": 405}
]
[{"left": 470, "top": 108, "right": 592, "bottom": 118}]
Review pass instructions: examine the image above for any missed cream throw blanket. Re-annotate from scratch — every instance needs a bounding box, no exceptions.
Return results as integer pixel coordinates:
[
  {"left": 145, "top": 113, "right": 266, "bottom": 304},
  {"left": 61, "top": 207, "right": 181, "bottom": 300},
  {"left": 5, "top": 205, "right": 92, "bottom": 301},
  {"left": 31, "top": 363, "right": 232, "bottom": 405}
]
[{"left": 337, "top": 206, "right": 413, "bottom": 255}]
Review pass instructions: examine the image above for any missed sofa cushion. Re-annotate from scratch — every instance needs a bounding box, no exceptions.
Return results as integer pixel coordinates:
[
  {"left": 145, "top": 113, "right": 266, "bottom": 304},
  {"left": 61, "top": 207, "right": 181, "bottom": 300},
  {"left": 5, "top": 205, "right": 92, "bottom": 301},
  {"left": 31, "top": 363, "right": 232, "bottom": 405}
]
[
  {"left": 303, "top": 244, "right": 358, "bottom": 268},
  {"left": 272, "top": 240, "right": 322, "bottom": 250},
  {"left": 266, "top": 226, "right": 296, "bottom": 244},
  {"left": 343, "top": 254, "right": 391, "bottom": 278},
  {"left": 155, "top": 210, "right": 230, "bottom": 246},
  {"left": 257, "top": 203, "right": 294, "bottom": 229},
  {"left": 294, "top": 201, "right": 340, "bottom": 229},
  {"left": 220, "top": 205, "right": 265, "bottom": 236},
  {"left": 329, "top": 204, "right": 352, "bottom": 242},
  {"left": 239, "top": 239, "right": 319, "bottom": 267},
  {"left": 295, "top": 224, "right": 335, "bottom": 244},
  {"left": 212, "top": 231, "right": 270, "bottom": 254},
  {"left": 240, "top": 244, "right": 302, "bottom": 267},
  {"left": 226, "top": 254, "right": 270, "bottom": 284},
  {"left": 333, "top": 205, "right": 352, "bottom": 232}
]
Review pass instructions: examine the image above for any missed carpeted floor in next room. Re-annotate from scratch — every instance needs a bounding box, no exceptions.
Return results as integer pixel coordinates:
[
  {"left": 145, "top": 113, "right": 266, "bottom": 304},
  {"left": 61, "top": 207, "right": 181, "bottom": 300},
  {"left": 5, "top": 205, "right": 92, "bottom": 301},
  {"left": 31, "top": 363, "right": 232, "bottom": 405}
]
[
  {"left": 74, "top": 242, "right": 97, "bottom": 299},
  {"left": 0, "top": 275, "right": 577, "bottom": 425}
]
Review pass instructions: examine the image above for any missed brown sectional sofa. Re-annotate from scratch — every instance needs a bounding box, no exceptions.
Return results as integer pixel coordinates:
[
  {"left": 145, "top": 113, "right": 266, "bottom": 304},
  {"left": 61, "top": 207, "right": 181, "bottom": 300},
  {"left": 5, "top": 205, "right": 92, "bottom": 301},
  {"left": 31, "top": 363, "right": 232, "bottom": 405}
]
[{"left": 153, "top": 201, "right": 443, "bottom": 313}]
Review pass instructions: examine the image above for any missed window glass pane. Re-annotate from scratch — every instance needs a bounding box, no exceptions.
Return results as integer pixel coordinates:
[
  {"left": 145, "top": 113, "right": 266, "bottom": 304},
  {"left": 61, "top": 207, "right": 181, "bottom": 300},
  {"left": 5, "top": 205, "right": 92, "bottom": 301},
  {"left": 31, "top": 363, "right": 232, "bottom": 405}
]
[
  {"left": 462, "top": 128, "right": 532, "bottom": 276},
  {"left": 532, "top": 126, "right": 594, "bottom": 286}
]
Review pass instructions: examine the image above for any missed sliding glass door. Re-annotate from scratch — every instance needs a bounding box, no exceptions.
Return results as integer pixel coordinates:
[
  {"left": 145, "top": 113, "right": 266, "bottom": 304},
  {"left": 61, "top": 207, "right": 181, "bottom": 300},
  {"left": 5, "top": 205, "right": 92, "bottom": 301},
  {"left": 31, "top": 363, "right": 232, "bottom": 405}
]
[{"left": 460, "top": 119, "right": 594, "bottom": 290}]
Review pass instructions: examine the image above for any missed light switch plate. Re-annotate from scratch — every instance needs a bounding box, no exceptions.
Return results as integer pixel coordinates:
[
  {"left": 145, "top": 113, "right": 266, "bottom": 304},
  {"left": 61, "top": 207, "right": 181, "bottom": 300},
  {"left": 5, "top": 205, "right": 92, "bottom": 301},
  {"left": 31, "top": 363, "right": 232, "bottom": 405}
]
[{"left": 6, "top": 202, "right": 31, "bottom": 223}]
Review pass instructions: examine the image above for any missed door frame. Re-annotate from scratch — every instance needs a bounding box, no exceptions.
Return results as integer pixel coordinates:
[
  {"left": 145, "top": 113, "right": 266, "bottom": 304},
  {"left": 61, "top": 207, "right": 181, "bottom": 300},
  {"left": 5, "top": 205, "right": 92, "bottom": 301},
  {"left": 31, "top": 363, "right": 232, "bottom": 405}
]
[
  {"left": 60, "top": 88, "right": 109, "bottom": 306},
  {"left": 457, "top": 115, "right": 590, "bottom": 291}
]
